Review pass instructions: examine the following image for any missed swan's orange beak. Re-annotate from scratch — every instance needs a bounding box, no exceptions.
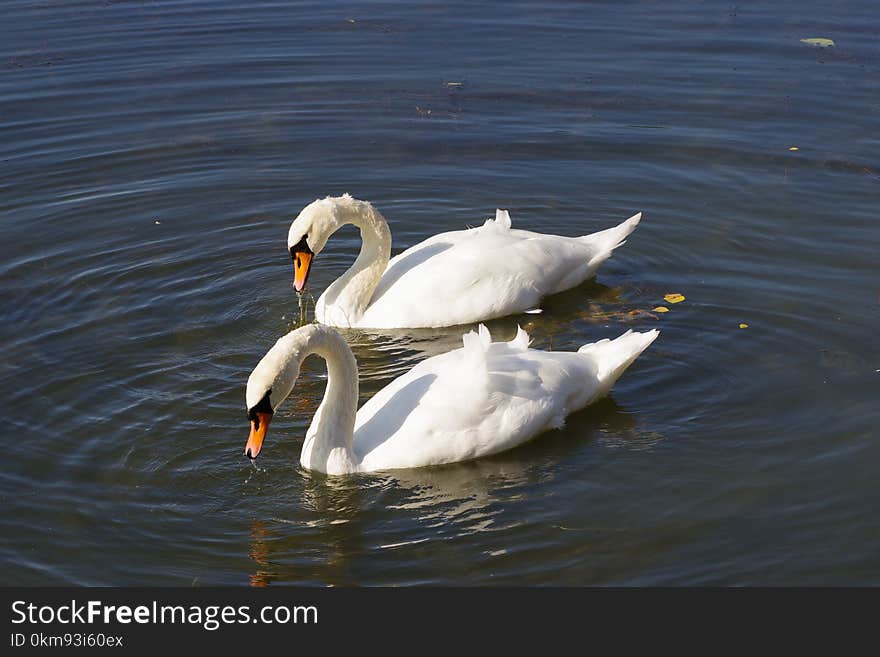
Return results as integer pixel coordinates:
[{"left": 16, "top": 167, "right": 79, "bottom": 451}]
[
  {"left": 292, "top": 250, "right": 313, "bottom": 293},
  {"left": 245, "top": 412, "right": 272, "bottom": 460}
]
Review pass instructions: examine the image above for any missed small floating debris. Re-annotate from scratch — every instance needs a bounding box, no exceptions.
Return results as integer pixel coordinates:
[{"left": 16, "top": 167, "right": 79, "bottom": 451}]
[
  {"left": 154, "top": 220, "right": 161, "bottom": 224},
  {"left": 652, "top": 306, "right": 669, "bottom": 313},
  {"left": 446, "top": 81, "right": 463, "bottom": 87},
  {"left": 663, "top": 293, "right": 685, "bottom": 304},
  {"left": 625, "top": 308, "right": 660, "bottom": 321},
  {"left": 739, "top": 323, "right": 749, "bottom": 329},
  {"left": 800, "top": 37, "right": 835, "bottom": 48},
  {"left": 789, "top": 146, "right": 799, "bottom": 151}
]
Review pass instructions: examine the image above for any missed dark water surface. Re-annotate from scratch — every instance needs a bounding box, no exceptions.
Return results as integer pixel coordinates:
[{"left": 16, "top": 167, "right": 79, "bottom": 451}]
[{"left": 2, "top": 1, "right": 878, "bottom": 585}]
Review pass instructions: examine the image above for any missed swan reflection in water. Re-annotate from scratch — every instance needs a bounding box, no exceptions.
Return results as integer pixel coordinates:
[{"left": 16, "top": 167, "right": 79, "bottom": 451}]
[{"left": 245, "top": 396, "right": 663, "bottom": 586}]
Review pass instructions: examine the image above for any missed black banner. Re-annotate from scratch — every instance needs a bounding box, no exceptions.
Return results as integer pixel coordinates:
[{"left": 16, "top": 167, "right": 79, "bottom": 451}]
[{"left": 1, "top": 588, "right": 874, "bottom": 651}]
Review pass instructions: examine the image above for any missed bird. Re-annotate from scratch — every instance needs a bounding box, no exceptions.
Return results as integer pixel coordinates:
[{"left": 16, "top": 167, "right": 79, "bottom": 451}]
[
  {"left": 286, "top": 194, "right": 642, "bottom": 328},
  {"left": 244, "top": 323, "right": 658, "bottom": 475}
]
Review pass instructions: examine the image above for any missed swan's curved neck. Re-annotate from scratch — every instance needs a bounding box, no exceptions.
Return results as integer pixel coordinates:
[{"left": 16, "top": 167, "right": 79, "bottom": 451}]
[
  {"left": 294, "top": 328, "right": 360, "bottom": 474},
  {"left": 319, "top": 203, "right": 391, "bottom": 326}
]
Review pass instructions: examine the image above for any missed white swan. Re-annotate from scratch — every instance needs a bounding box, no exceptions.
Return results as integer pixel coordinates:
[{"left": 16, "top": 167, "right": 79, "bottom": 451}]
[
  {"left": 244, "top": 323, "right": 658, "bottom": 475},
  {"left": 287, "top": 195, "right": 642, "bottom": 329}
]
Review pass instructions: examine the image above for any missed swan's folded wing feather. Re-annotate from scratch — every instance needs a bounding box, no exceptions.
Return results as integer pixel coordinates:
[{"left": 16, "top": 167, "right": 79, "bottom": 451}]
[
  {"left": 363, "top": 226, "right": 597, "bottom": 328},
  {"left": 354, "top": 344, "right": 586, "bottom": 470}
]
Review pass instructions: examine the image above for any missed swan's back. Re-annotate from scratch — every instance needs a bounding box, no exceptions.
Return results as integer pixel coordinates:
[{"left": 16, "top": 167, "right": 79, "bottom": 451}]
[
  {"left": 353, "top": 211, "right": 642, "bottom": 329},
  {"left": 353, "top": 325, "right": 658, "bottom": 471}
]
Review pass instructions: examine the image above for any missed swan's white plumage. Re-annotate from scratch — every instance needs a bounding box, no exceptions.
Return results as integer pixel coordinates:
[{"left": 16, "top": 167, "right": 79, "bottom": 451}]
[
  {"left": 287, "top": 195, "right": 642, "bottom": 329},
  {"left": 245, "top": 323, "right": 658, "bottom": 475}
]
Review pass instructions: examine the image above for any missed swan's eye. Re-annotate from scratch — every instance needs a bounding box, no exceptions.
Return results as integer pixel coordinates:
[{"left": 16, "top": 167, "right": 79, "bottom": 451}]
[
  {"left": 289, "top": 234, "right": 313, "bottom": 262},
  {"left": 247, "top": 389, "right": 274, "bottom": 424}
]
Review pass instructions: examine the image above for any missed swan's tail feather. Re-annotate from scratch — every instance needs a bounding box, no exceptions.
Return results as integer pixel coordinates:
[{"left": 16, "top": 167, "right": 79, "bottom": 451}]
[
  {"left": 579, "top": 212, "right": 642, "bottom": 268},
  {"left": 464, "top": 323, "right": 531, "bottom": 353},
  {"left": 462, "top": 323, "right": 492, "bottom": 354},
  {"left": 510, "top": 325, "right": 531, "bottom": 350},
  {"left": 578, "top": 328, "right": 658, "bottom": 388},
  {"left": 481, "top": 209, "right": 513, "bottom": 232}
]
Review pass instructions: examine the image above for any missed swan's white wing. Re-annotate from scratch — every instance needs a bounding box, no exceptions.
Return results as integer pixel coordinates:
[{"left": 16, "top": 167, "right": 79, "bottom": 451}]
[
  {"left": 352, "top": 328, "right": 605, "bottom": 471},
  {"left": 356, "top": 212, "right": 641, "bottom": 328}
]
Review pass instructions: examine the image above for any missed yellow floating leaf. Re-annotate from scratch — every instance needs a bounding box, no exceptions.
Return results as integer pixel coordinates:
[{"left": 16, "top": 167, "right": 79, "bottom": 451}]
[
  {"left": 739, "top": 323, "right": 749, "bottom": 329},
  {"left": 789, "top": 146, "right": 799, "bottom": 151},
  {"left": 800, "top": 37, "right": 835, "bottom": 48},
  {"left": 663, "top": 293, "right": 685, "bottom": 304},
  {"left": 652, "top": 306, "right": 669, "bottom": 313}
]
